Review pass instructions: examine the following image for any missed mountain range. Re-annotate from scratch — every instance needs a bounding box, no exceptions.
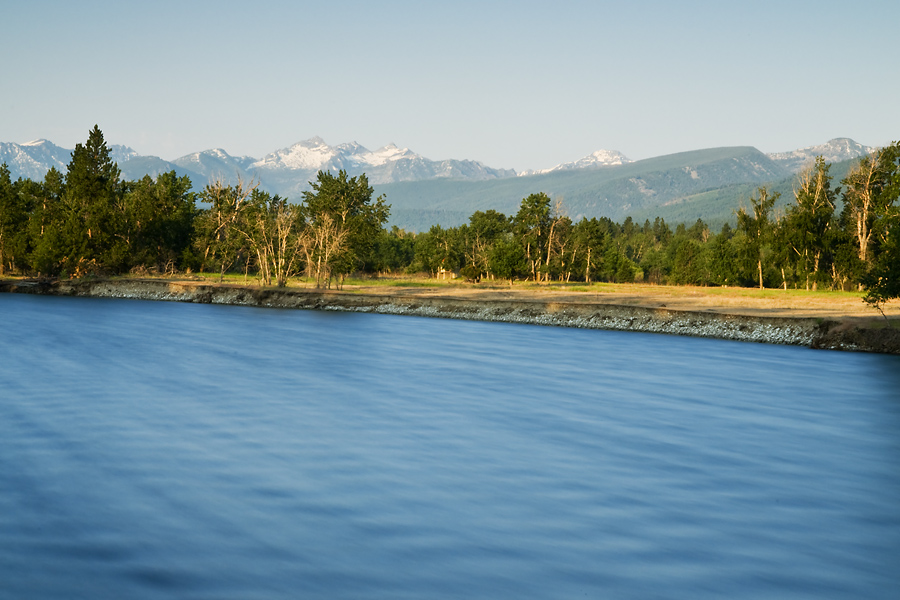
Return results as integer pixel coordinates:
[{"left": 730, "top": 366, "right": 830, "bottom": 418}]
[{"left": 0, "top": 136, "right": 877, "bottom": 230}]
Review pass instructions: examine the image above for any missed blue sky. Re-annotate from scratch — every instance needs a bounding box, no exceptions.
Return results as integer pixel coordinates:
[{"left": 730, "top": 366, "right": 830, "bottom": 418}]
[{"left": 2, "top": 0, "right": 898, "bottom": 171}]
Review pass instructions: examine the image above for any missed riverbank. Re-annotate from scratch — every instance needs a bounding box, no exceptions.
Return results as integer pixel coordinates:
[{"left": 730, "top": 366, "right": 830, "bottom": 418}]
[{"left": 2, "top": 277, "right": 899, "bottom": 354}]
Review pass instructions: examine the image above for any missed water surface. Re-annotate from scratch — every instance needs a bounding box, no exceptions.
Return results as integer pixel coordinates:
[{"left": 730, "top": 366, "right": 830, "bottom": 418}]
[{"left": 1, "top": 294, "right": 898, "bottom": 599}]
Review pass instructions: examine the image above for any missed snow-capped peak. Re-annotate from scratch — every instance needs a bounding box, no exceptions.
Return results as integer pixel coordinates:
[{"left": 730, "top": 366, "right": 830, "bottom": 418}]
[
  {"left": 357, "top": 143, "right": 417, "bottom": 167},
  {"left": 767, "top": 138, "right": 876, "bottom": 173},
  {"left": 250, "top": 138, "right": 424, "bottom": 172},
  {"left": 251, "top": 138, "right": 343, "bottom": 171},
  {"left": 109, "top": 144, "right": 140, "bottom": 164},
  {"left": 519, "top": 149, "right": 632, "bottom": 176}
]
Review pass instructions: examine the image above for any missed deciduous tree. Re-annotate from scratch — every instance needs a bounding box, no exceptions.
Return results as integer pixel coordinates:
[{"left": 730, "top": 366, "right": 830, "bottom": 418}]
[
  {"left": 513, "top": 192, "right": 552, "bottom": 281},
  {"left": 301, "top": 170, "right": 389, "bottom": 287},
  {"left": 841, "top": 143, "right": 900, "bottom": 292},
  {"left": 783, "top": 157, "right": 838, "bottom": 290},
  {"left": 194, "top": 178, "right": 258, "bottom": 280},
  {"left": 736, "top": 186, "right": 779, "bottom": 289}
]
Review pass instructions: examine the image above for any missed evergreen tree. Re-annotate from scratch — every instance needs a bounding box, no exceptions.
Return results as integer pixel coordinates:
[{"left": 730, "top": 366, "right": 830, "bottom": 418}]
[
  {"left": 60, "top": 125, "right": 125, "bottom": 274},
  {"left": 0, "top": 164, "right": 29, "bottom": 274},
  {"left": 28, "top": 167, "right": 66, "bottom": 275},
  {"left": 124, "top": 171, "right": 196, "bottom": 272},
  {"left": 706, "top": 225, "right": 740, "bottom": 286},
  {"left": 670, "top": 238, "right": 706, "bottom": 285}
]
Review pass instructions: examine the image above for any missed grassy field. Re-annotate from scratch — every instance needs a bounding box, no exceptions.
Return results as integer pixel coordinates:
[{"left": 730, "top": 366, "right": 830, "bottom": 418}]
[{"left": 109, "top": 271, "right": 872, "bottom": 300}]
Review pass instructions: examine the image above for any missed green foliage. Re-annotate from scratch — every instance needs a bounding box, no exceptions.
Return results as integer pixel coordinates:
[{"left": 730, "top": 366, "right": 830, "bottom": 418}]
[
  {"left": 414, "top": 224, "right": 462, "bottom": 276},
  {"left": 863, "top": 210, "right": 900, "bottom": 313},
  {"left": 488, "top": 234, "right": 526, "bottom": 284},
  {"left": 705, "top": 225, "right": 741, "bottom": 286},
  {"left": 568, "top": 217, "right": 606, "bottom": 283},
  {"left": 736, "top": 186, "right": 779, "bottom": 289},
  {"left": 367, "top": 227, "right": 416, "bottom": 274},
  {"left": 27, "top": 167, "right": 66, "bottom": 275},
  {"left": 0, "top": 164, "right": 30, "bottom": 274},
  {"left": 859, "top": 142, "right": 900, "bottom": 310},
  {"left": 0, "top": 127, "right": 201, "bottom": 277},
  {"left": 242, "top": 190, "right": 305, "bottom": 287},
  {"left": 669, "top": 238, "right": 706, "bottom": 285},
  {"left": 194, "top": 179, "right": 256, "bottom": 279},
  {"left": 301, "top": 170, "right": 390, "bottom": 287},
  {"left": 124, "top": 171, "right": 196, "bottom": 272},
  {"left": 514, "top": 192, "right": 553, "bottom": 281},
  {"left": 58, "top": 125, "right": 126, "bottom": 274},
  {"left": 781, "top": 158, "right": 838, "bottom": 290},
  {"left": 376, "top": 146, "right": 789, "bottom": 231},
  {"left": 1, "top": 128, "right": 897, "bottom": 315}
]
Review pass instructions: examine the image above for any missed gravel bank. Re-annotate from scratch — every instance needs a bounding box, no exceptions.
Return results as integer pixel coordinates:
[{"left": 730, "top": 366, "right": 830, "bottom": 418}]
[{"left": 3, "top": 278, "right": 898, "bottom": 354}]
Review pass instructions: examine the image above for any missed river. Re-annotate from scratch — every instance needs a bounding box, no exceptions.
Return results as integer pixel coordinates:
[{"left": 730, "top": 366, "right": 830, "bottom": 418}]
[{"left": 1, "top": 294, "right": 898, "bottom": 599}]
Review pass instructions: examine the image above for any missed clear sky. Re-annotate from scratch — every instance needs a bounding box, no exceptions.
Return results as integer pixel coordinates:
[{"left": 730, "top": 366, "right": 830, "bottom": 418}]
[{"left": 2, "top": 0, "right": 898, "bottom": 171}]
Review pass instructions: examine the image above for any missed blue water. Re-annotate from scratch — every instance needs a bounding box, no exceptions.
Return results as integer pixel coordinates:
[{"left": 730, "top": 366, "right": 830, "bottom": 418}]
[{"left": 1, "top": 294, "right": 898, "bottom": 599}]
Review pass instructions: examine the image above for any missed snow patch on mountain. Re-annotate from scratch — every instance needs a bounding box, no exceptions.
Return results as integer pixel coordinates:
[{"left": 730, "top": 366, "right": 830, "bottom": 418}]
[
  {"left": 109, "top": 144, "right": 140, "bottom": 164},
  {"left": 253, "top": 139, "right": 423, "bottom": 172},
  {"left": 357, "top": 143, "right": 418, "bottom": 167},
  {"left": 246, "top": 138, "right": 514, "bottom": 185},
  {"left": 519, "top": 149, "right": 632, "bottom": 176},
  {"left": 767, "top": 138, "right": 875, "bottom": 173},
  {"left": 0, "top": 139, "right": 71, "bottom": 180},
  {"left": 252, "top": 137, "right": 339, "bottom": 171}
]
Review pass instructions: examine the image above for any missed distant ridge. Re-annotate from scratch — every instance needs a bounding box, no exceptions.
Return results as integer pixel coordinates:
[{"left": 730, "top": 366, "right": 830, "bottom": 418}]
[
  {"left": 0, "top": 135, "right": 879, "bottom": 231},
  {"left": 0, "top": 137, "right": 516, "bottom": 191},
  {"left": 239, "top": 137, "right": 516, "bottom": 199},
  {"left": 374, "top": 146, "right": 792, "bottom": 231}
]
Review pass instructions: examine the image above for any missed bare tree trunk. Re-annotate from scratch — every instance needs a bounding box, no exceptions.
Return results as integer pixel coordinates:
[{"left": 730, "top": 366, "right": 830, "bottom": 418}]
[
  {"left": 812, "top": 251, "right": 820, "bottom": 291},
  {"left": 586, "top": 247, "right": 591, "bottom": 284}
]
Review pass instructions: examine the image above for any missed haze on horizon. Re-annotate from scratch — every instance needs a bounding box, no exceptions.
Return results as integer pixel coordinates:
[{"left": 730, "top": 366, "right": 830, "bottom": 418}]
[{"left": 2, "top": 0, "right": 897, "bottom": 172}]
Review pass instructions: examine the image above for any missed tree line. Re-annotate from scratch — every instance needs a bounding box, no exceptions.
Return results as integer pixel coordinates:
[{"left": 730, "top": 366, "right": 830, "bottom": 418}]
[{"left": 1, "top": 126, "right": 898, "bottom": 309}]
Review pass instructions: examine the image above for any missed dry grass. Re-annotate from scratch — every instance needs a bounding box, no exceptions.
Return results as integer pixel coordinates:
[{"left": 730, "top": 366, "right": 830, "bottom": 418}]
[
  {"left": 6, "top": 271, "right": 896, "bottom": 323},
  {"left": 337, "top": 278, "right": 897, "bottom": 322}
]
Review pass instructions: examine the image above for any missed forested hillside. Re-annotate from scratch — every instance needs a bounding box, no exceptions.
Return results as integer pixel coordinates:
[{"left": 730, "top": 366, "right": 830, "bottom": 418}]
[{"left": 376, "top": 147, "right": 791, "bottom": 231}]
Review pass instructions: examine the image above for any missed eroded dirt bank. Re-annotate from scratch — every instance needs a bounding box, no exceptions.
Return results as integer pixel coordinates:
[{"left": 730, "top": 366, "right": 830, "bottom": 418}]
[{"left": 2, "top": 278, "right": 899, "bottom": 354}]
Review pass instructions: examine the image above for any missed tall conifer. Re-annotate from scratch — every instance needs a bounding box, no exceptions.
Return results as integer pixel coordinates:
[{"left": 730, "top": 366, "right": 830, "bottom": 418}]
[{"left": 61, "top": 125, "right": 125, "bottom": 273}]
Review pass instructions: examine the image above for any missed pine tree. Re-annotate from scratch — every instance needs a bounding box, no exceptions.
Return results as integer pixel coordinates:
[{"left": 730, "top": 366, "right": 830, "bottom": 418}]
[
  {"left": 0, "top": 163, "right": 29, "bottom": 274},
  {"left": 27, "top": 167, "right": 66, "bottom": 275},
  {"left": 60, "top": 125, "right": 125, "bottom": 274}
]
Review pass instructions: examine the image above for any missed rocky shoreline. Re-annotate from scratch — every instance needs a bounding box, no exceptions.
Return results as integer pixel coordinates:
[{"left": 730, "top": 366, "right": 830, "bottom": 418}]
[{"left": 2, "top": 278, "right": 899, "bottom": 354}]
